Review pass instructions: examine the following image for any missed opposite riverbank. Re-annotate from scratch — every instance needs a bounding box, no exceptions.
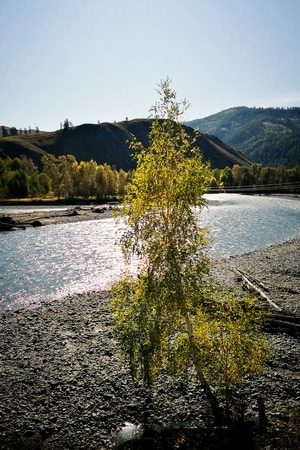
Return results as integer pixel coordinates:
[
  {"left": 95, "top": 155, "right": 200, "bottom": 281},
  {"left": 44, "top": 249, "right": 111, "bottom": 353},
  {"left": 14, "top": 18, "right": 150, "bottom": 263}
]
[
  {"left": 0, "top": 238, "right": 299, "bottom": 449},
  {"left": 1, "top": 193, "right": 299, "bottom": 231},
  {"left": 0, "top": 204, "right": 113, "bottom": 231}
]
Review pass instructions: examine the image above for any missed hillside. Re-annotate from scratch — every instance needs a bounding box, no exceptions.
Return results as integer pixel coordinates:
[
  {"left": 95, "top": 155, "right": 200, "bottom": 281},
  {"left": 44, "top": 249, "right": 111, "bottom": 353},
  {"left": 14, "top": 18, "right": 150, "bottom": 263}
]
[
  {"left": 186, "top": 107, "right": 300, "bottom": 168},
  {"left": 0, "top": 119, "right": 251, "bottom": 170}
]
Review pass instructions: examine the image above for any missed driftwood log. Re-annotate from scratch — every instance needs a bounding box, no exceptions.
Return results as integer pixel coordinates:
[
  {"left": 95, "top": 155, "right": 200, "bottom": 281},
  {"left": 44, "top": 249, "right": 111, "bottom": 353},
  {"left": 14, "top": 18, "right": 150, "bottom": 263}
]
[
  {"left": 233, "top": 268, "right": 282, "bottom": 311},
  {"left": 266, "top": 314, "right": 300, "bottom": 335},
  {"left": 233, "top": 268, "right": 300, "bottom": 336}
]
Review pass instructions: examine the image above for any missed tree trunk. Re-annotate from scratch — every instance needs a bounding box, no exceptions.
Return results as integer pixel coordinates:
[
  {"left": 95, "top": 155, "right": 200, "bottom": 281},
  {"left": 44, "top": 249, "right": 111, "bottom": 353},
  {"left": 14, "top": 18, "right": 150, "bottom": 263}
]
[{"left": 183, "top": 313, "right": 225, "bottom": 425}]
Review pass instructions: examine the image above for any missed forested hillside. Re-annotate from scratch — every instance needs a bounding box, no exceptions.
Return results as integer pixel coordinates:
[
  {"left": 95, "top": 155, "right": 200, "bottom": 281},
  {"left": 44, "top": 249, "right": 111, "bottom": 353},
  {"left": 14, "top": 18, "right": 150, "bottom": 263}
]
[
  {"left": 0, "top": 119, "right": 251, "bottom": 171},
  {"left": 186, "top": 107, "right": 300, "bottom": 168}
]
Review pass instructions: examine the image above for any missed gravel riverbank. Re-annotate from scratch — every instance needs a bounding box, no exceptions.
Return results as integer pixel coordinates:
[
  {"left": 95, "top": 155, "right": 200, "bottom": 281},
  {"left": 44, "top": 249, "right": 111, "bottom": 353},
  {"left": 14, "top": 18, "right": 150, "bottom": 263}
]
[
  {"left": 0, "top": 205, "right": 112, "bottom": 230},
  {"left": 0, "top": 239, "right": 299, "bottom": 449}
]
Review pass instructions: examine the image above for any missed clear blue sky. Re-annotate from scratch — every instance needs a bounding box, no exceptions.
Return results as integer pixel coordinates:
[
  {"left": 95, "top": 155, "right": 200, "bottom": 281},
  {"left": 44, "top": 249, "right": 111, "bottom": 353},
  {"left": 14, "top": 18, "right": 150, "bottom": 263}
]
[{"left": 1, "top": 0, "right": 299, "bottom": 131}]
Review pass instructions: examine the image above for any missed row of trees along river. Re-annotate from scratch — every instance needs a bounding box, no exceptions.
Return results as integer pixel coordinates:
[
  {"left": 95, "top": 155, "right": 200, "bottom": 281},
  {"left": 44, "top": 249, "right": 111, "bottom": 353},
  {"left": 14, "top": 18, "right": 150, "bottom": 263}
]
[
  {"left": 0, "top": 154, "right": 129, "bottom": 200},
  {"left": 0, "top": 153, "right": 299, "bottom": 201}
]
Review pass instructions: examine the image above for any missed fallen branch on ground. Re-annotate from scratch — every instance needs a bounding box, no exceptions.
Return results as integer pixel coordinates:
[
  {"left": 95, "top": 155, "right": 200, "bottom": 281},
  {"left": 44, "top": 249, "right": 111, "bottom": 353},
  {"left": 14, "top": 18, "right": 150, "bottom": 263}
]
[
  {"left": 267, "top": 313, "right": 300, "bottom": 335},
  {"left": 232, "top": 269, "right": 282, "bottom": 311}
]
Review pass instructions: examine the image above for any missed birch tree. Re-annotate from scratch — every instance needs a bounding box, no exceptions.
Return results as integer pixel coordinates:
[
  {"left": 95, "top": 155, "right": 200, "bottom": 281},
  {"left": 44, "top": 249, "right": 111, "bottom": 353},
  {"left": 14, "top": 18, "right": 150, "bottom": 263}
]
[{"left": 110, "top": 78, "right": 270, "bottom": 424}]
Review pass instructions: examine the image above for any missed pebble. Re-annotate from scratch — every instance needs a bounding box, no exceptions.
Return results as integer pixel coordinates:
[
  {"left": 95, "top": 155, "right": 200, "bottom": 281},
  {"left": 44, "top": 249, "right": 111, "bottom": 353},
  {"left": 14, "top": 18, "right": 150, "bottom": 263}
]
[{"left": 0, "top": 240, "right": 299, "bottom": 449}]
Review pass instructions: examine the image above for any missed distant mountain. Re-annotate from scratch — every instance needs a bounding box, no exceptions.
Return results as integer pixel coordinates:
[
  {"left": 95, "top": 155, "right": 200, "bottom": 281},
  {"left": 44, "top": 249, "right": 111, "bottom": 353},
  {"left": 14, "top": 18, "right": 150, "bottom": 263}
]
[
  {"left": 186, "top": 107, "right": 300, "bottom": 168},
  {"left": 0, "top": 119, "right": 251, "bottom": 170}
]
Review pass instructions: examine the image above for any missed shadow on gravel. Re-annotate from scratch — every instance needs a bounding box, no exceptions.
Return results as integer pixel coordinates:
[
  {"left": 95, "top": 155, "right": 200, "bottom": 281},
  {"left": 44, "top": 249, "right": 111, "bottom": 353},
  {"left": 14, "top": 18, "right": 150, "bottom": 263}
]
[
  {"left": 2, "top": 413, "right": 300, "bottom": 450},
  {"left": 114, "top": 422, "right": 257, "bottom": 449}
]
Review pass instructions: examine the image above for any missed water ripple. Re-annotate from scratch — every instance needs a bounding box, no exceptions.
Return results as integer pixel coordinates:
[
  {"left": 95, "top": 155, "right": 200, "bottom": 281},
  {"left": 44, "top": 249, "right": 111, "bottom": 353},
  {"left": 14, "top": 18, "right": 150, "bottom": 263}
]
[{"left": 1, "top": 194, "right": 299, "bottom": 312}]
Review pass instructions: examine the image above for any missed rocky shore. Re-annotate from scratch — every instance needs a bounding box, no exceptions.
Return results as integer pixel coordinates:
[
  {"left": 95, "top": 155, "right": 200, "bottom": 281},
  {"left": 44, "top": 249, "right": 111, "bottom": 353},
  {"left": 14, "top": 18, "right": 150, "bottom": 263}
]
[
  {"left": 0, "top": 205, "right": 112, "bottom": 231},
  {"left": 0, "top": 239, "right": 299, "bottom": 449}
]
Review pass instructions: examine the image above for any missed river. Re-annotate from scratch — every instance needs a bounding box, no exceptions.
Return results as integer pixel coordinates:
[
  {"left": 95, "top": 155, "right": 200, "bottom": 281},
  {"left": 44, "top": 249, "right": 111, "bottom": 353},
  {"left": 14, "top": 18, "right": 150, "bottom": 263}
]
[{"left": 0, "top": 193, "right": 299, "bottom": 312}]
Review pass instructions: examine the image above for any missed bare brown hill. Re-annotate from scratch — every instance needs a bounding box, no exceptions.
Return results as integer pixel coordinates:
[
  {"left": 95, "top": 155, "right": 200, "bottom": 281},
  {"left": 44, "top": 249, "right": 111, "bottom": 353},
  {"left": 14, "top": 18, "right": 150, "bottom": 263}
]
[{"left": 0, "top": 119, "right": 252, "bottom": 170}]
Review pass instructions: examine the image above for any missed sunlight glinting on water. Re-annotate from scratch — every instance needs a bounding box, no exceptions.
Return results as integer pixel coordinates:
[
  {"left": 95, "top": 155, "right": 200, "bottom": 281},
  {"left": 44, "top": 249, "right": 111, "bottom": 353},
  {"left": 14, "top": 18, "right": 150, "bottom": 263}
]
[{"left": 0, "top": 194, "right": 299, "bottom": 312}]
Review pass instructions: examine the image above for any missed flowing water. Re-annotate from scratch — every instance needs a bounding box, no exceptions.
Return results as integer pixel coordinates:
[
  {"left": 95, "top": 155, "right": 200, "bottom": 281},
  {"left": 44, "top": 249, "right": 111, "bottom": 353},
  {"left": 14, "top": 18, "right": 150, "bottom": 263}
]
[{"left": 0, "top": 194, "right": 299, "bottom": 312}]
